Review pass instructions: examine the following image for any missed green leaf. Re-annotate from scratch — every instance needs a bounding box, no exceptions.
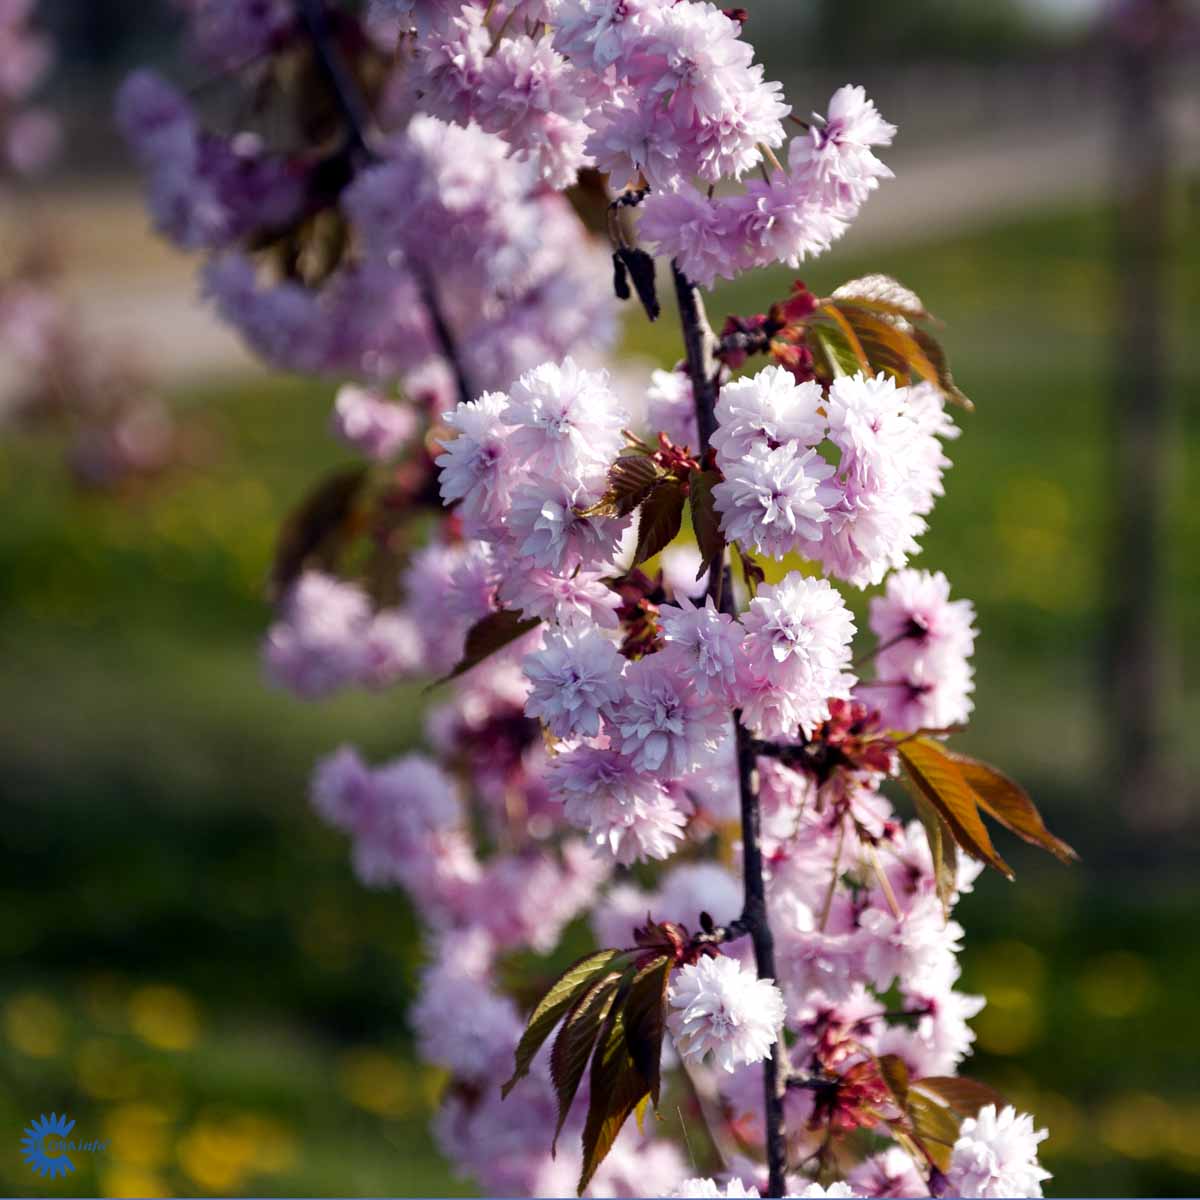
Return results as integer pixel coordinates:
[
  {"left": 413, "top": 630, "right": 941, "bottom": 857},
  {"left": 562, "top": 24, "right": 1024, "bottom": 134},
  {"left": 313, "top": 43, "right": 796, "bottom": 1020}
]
[
  {"left": 912, "top": 1075, "right": 1008, "bottom": 1119},
  {"left": 808, "top": 322, "right": 861, "bottom": 380},
  {"left": 550, "top": 972, "right": 621, "bottom": 1153},
  {"left": 270, "top": 465, "right": 368, "bottom": 600},
  {"left": 633, "top": 480, "right": 686, "bottom": 567},
  {"left": 897, "top": 738, "right": 1013, "bottom": 880},
  {"left": 502, "top": 949, "right": 623, "bottom": 1100},
  {"left": 578, "top": 1003, "right": 651, "bottom": 1195},
  {"left": 621, "top": 955, "right": 672, "bottom": 1106},
  {"left": 817, "top": 303, "right": 870, "bottom": 371},
  {"left": 688, "top": 468, "right": 725, "bottom": 581},
  {"left": 437, "top": 609, "right": 542, "bottom": 685},
  {"left": 582, "top": 454, "right": 663, "bottom": 519},
  {"left": 946, "top": 752, "right": 1078, "bottom": 865}
]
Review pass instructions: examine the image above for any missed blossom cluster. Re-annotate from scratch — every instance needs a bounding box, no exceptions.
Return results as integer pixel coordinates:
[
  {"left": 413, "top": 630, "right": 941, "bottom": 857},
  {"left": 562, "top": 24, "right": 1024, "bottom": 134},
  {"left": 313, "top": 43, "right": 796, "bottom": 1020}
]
[
  {"left": 711, "top": 366, "right": 953, "bottom": 589},
  {"left": 859, "top": 566, "right": 977, "bottom": 733},
  {"left": 394, "top": 0, "right": 893, "bottom": 285},
  {"left": 277, "top": 350, "right": 1048, "bottom": 1196},
  {"left": 121, "top": 5, "right": 1058, "bottom": 1197},
  {"left": 116, "top": 9, "right": 616, "bottom": 397}
]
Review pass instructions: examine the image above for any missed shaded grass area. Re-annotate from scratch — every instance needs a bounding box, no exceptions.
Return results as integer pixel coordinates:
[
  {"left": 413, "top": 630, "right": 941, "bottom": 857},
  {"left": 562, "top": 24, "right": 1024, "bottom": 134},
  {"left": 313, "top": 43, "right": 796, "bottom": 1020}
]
[{"left": 2, "top": 198, "right": 1198, "bottom": 1196}]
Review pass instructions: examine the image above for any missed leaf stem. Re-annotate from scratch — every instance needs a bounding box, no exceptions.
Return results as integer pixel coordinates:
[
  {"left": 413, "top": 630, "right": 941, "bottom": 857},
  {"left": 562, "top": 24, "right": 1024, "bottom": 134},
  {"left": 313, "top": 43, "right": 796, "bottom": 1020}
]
[{"left": 674, "top": 260, "right": 788, "bottom": 1197}]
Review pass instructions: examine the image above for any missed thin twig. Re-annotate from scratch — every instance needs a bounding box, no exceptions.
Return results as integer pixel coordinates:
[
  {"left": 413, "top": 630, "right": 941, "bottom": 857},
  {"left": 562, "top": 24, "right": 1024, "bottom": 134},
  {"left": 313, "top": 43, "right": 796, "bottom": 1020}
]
[
  {"left": 297, "top": 1, "right": 475, "bottom": 404},
  {"left": 677, "top": 1062, "right": 733, "bottom": 1174},
  {"left": 297, "top": 0, "right": 374, "bottom": 158},
  {"left": 851, "top": 627, "right": 915, "bottom": 669},
  {"left": 759, "top": 142, "right": 785, "bottom": 174},
  {"left": 867, "top": 841, "right": 902, "bottom": 921},
  {"left": 415, "top": 267, "right": 476, "bottom": 407},
  {"left": 817, "top": 818, "right": 845, "bottom": 933}
]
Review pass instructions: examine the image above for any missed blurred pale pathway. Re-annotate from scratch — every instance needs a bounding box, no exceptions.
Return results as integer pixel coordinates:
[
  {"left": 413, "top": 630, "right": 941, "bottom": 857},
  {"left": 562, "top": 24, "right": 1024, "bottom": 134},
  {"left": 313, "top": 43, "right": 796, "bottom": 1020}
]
[{"left": 8, "top": 87, "right": 1198, "bottom": 384}]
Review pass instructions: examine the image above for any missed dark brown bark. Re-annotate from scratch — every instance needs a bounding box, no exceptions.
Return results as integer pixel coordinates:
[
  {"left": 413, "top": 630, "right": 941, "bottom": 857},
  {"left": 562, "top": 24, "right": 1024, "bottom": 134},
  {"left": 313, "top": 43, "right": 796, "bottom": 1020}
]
[{"left": 673, "top": 260, "right": 789, "bottom": 1197}]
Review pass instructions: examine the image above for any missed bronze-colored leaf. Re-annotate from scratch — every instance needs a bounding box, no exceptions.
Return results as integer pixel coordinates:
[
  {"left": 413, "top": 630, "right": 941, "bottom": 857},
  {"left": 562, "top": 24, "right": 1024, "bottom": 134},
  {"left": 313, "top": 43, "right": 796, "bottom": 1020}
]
[
  {"left": 550, "top": 972, "right": 621, "bottom": 1153},
  {"left": 854, "top": 333, "right": 911, "bottom": 381},
  {"left": 822, "top": 274, "right": 971, "bottom": 409},
  {"left": 270, "top": 465, "right": 369, "bottom": 601},
  {"left": 578, "top": 1004, "right": 651, "bottom": 1195},
  {"left": 889, "top": 1129, "right": 933, "bottom": 1180},
  {"left": 946, "top": 752, "right": 1078, "bottom": 865},
  {"left": 688, "top": 468, "right": 725, "bottom": 580},
  {"left": 733, "top": 542, "right": 766, "bottom": 598},
  {"left": 502, "top": 949, "right": 623, "bottom": 1100},
  {"left": 913, "top": 1075, "right": 1008, "bottom": 1119},
  {"left": 908, "top": 787, "right": 959, "bottom": 914},
  {"left": 622, "top": 955, "right": 672, "bottom": 1106},
  {"left": 838, "top": 307, "right": 940, "bottom": 385},
  {"left": 633, "top": 480, "right": 686, "bottom": 567},
  {"left": 437, "top": 609, "right": 542, "bottom": 686},
  {"left": 906, "top": 1091, "right": 960, "bottom": 1173},
  {"left": 830, "top": 275, "right": 931, "bottom": 323},
  {"left": 877, "top": 1053, "right": 911, "bottom": 1107},
  {"left": 897, "top": 738, "right": 1013, "bottom": 880},
  {"left": 582, "top": 454, "right": 662, "bottom": 519},
  {"left": 912, "top": 327, "right": 972, "bottom": 410}
]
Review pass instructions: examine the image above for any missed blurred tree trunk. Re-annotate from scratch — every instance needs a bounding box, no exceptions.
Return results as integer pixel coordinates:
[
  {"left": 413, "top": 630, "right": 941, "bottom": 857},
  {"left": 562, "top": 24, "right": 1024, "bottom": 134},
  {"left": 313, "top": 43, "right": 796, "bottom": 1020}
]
[{"left": 1108, "top": 0, "right": 1179, "bottom": 826}]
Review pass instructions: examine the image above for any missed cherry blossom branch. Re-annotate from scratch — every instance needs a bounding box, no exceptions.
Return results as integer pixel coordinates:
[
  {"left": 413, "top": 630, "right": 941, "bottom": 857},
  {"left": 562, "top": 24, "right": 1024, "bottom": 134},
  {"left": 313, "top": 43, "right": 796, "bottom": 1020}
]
[
  {"left": 733, "top": 707, "right": 790, "bottom": 1197},
  {"left": 748, "top": 736, "right": 813, "bottom": 768},
  {"left": 416, "top": 267, "right": 476, "bottom": 408},
  {"left": 298, "top": 0, "right": 475, "bottom": 407},
  {"left": 671, "top": 261, "right": 722, "bottom": 455},
  {"left": 673, "top": 260, "right": 789, "bottom": 1197},
  {"left": 297, "top": 0, "right": 374, "bottom": 159}
]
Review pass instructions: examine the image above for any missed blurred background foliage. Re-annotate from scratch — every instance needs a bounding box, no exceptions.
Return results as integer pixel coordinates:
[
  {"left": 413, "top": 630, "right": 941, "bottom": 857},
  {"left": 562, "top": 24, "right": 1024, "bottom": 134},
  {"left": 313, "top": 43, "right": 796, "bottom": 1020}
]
[{"left": 2, "top": 0, "right": 1199, "bottom": 1197}]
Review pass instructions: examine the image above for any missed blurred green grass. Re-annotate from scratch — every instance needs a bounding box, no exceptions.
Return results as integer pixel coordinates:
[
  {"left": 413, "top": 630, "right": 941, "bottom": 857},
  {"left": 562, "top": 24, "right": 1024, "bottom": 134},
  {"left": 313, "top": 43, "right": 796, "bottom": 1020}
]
[{"left": 2, "top": 197, "right": 1198, "bottom": 1197}]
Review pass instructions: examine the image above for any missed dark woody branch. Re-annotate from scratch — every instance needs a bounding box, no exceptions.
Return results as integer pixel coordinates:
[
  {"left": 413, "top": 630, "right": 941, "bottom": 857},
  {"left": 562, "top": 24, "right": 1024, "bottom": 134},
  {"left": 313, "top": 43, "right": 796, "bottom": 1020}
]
[{"left": 673, "top": 258, "right": 789, "bottom": 1199}]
